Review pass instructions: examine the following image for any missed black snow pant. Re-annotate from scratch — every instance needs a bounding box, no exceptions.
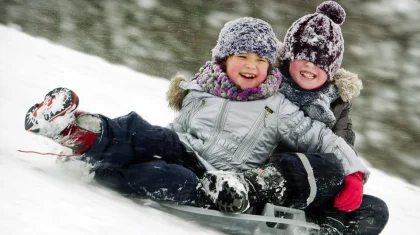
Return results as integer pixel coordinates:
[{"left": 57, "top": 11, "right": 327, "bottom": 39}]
[
  {"left": 268, "top": 152, "right": 389, "bottom": 235},
  {"left": 306, "top": 195, "right": 389, "bottom": 235},
  {"left": 82, "top": 112, "right": 204, "bottom": 205}
]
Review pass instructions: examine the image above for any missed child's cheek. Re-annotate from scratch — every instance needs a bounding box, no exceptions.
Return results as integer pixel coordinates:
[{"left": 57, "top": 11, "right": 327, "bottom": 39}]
[{"left": 227, "top": 62, "right": 242, "bottom": 75}]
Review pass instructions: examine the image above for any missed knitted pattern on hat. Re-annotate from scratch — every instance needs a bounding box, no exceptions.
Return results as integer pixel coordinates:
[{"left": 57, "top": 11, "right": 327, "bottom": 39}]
[
  {"left": 195, "top": 61, "right": 282, "bottom": 101},
  {"left": 212, "top": 17, "right": 280, "bottom": 65},
  {"left": 279, "top": 76, "right": 339, "bottom": 126},
  {"left": 281, "top": 1, "right": 346, "bottom": 80}
]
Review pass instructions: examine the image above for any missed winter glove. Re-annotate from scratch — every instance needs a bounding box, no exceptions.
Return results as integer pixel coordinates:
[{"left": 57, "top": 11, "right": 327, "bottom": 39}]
[
  {"left": 302, "top": 95, "right": 336, "bottom": 127},
  {"left": 334, "top": 171, "right": 364, "bottom": 212}
]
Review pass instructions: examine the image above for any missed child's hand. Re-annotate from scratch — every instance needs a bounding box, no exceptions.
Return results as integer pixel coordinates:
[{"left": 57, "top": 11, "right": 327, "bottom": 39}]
[
  {"left": 334, "top": 171, "right": 364, "bottom": 212},
  {"left": 302, "top": 98, "right": 336, "bottom": 126}
]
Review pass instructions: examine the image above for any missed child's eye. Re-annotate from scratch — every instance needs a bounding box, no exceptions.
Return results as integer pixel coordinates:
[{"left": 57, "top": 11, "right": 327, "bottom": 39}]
[
  {"left": 237, "top": 55, "right": 247, "bottom": 59},
  {"left": 258, "top": 59, "right": 268, "bottom": 63}
]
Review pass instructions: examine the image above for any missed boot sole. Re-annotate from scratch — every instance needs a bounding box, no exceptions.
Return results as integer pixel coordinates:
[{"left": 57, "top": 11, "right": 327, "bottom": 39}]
[
  {"left": 216, "top": 182, "right": 250, "bottom": 214},
  {"left": 25, "top": 88, "right": 79, "bottom": 132}
]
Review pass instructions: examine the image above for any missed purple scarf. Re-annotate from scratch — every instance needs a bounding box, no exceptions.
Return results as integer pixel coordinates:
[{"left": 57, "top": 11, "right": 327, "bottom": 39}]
[{"left": 194, "top": 61, "right": 282, "bottom": 101}]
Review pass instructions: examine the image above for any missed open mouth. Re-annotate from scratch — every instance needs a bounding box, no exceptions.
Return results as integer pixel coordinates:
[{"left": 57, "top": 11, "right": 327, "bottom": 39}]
[
  {"left": 240, "top": 73, "right": 256, "bottom": 79},
  {"left": 300, "top": 71, "right": 316, "bottom": 79}
]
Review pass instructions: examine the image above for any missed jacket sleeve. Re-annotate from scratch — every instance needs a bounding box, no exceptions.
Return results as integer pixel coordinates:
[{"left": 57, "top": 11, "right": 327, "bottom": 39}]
[
  {"left": 331, "top": 99, "right": 356, "bottom": 147},
  {"left": 276, "top": 95, "right": 370, "bottom": 181},
  {"left": 167, "top": 92, "right": 194, "bottom": 134}
]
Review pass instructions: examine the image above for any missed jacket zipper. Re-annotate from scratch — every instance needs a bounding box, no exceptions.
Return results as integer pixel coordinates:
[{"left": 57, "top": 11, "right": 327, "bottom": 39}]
[
  {"left": 188, "top": 98, "right": 205, "bottom": 130},
  {"left": 201, "top": 100, "right": 229, "bottom": 158},
  {"left": 237, "top": 106, "right": 274, "bottom": 162},
  {"left": 264, "top": 106, "right": 274, "bottom": 128}
]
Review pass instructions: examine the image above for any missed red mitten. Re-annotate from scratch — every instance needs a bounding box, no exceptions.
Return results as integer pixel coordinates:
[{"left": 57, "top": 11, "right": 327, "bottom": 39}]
[{"left": 334, "top": 171, "right": 364, "bottom": 212}]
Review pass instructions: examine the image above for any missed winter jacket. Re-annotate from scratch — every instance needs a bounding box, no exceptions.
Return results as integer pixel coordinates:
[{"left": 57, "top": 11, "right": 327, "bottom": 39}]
[
  {"left": 331, "top": 99, "right": 355, "bottom": 146},
  {"left": 329, "top": 68, "right": 361, "bottom": 146},
  {"left": 167, "top": 76, "right": 369, "bottom": 180}
]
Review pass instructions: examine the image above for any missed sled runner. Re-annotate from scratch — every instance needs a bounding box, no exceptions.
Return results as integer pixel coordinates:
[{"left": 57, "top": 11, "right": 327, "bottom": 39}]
[{"left": 157, "top": 202, "right": 320, "bottom": 235}]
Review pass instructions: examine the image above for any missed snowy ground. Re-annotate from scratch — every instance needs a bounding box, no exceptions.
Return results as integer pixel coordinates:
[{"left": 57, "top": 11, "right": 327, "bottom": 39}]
[{"left": 0, "top": 25, "right": 418, "bottom": 234}]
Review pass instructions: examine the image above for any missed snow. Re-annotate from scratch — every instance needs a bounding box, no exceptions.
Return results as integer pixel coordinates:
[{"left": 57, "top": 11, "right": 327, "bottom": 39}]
[{"left": 0, "top": 24, "right": 418, "bottom": 234}]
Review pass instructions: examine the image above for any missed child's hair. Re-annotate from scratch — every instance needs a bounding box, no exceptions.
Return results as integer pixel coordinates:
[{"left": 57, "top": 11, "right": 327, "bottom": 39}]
[
  {"left": 212, "top": 17, "right": 280, "bottom": 66},
  {"left": 280, "top": 1, "right": 346, "bottom": 80}
]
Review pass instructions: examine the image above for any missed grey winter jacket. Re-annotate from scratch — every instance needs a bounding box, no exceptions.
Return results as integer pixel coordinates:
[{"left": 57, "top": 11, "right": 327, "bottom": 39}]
[{"left": 168, "top": 80, "right": 370, "bottom": 181}]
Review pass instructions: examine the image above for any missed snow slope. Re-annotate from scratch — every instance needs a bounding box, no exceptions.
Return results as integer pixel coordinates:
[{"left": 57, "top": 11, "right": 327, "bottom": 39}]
[{"left": 0, "top": 25, "right": 418, "bottom": 234}]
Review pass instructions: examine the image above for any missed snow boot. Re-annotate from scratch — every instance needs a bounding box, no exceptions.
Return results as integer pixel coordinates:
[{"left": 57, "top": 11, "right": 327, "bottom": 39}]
[
  {"left": 243, "top": 164, "right": 286, "bottom": 206},
  {"left": 58, "top": 112, "right": 102, "bottom": 154},
  {"left": 199, "top": 164, "right": 286, "bottom": 214},
  {"left": 25, "top": 87, "right": 101, "bottom": 154},
  {"left": 25, "top": 87, "right": 79, "bottom": 137},
  {"left": 199, "top": 171, "right": 250, "bottom": 214},
  {"left": 306, "top": 212, "right": 345, "bottom": 235}
]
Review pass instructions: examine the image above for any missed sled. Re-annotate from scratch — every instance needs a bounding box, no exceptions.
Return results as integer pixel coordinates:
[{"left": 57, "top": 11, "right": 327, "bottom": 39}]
[{"left": 157, "top": 202, "right": 320, "bottom": 235}]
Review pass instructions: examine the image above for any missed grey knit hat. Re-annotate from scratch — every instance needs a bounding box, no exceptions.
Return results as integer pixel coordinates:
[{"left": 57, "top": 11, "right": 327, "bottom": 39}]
[
  {"left": 212, "top": 17, "right": 280, "bottom": 65},
  {"left": 281, "top": 1, "right": 346, "bottom": 80}
]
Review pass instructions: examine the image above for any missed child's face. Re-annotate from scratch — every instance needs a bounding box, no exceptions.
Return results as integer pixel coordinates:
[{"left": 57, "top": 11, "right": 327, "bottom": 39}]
[
  {"left": 226, "top": 53, "right": 269, "bottom": 89},
  {"left": 289, "top": 60, "right": 328, "bottom": 90}
]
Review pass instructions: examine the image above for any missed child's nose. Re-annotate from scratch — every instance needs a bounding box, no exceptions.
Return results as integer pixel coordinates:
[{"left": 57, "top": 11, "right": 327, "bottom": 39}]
[
  {"left": 245, "top": 60, "right": 257, "bottom": 69},
  {"left": 304, "top": 61, "right": 316, "bottom": 68}
]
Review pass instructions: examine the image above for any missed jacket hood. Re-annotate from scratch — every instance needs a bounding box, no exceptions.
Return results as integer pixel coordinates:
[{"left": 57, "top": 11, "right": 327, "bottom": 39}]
[
  {"left": 332, "top": 68, "right": 363, "bottom": 102},
  {"left": 167, "top": 73, "right": 189, "bottom": 112}
]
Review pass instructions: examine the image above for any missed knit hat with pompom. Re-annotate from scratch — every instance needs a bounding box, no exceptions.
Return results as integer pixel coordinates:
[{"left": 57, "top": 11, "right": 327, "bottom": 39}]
[
  {"left": 212, "top": 17, "right": 280, "bottom": 65},
  {"left": 281, "top": 1, "right": 346, "bottom": 80}
]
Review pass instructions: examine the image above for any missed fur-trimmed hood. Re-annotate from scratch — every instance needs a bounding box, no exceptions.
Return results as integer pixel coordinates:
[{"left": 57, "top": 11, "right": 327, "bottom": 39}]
[
  {"left": 166, "top": 68, "right": 362, "bottom": 112},
  {"left": 167, "top": 73, "right": 190, "bottom": 112},
  {"left": 332, "top": 68, "right": 363, "bottom": 102}
]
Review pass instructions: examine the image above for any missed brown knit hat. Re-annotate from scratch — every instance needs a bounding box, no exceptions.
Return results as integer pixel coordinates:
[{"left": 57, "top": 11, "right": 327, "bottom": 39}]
[{"left": 281, "top": 1, "right": 346, "bottom": 80}]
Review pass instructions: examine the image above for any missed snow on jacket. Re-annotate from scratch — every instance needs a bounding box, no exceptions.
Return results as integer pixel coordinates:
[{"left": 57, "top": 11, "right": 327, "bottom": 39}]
[{"left": 167, "top": 76, "right": 370, "bottom": 181}]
